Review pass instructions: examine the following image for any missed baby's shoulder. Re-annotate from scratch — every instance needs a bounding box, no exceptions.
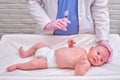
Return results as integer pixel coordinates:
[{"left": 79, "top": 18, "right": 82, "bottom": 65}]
[
  {"left": 75, "top": 57, "right": 91, "bottom": 69},
  {"left": 78, "top": 48, "right": 87, "bottom": 54}
]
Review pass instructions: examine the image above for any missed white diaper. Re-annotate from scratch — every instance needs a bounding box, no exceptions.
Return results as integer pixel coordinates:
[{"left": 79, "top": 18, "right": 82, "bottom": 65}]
[{"left": 34, "top": 47, "right": 57, "bottom": 68}]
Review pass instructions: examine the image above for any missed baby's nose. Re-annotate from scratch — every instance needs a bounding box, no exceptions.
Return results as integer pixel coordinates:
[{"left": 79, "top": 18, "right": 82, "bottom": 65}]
[
  {"left": 93, "top": 56, "right": 99, "bottom": 62},
  {"left": 97, "top": 56, "right": 102, "bottom": 62}
]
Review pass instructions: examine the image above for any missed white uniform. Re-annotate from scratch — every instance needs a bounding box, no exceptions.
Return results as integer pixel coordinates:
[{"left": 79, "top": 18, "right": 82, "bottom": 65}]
[{"left": 28, "top": 0, "right": 110, "bottom": 42}]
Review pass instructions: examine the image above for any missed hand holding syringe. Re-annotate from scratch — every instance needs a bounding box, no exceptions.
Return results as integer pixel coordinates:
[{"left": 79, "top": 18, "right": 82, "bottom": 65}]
[{"left": 44, "top": 10, "right": 71, "bottom": 31}]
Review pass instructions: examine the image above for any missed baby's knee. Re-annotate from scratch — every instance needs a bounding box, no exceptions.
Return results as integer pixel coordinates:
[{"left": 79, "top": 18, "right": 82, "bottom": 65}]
[
  {"left": 35, "top": 42, "right": 46, "bottom": 48},
  {"left": 30, "top": 60, "right": 40, "bottom": 67}
]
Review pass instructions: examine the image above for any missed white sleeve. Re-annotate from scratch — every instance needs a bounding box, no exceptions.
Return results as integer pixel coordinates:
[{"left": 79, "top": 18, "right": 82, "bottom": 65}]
[
  {"left": 28, "top": 0, "right": 51, "bottom": 30},
  {"left": 91, "top": 0, "right": 110, "bottom": 42}
]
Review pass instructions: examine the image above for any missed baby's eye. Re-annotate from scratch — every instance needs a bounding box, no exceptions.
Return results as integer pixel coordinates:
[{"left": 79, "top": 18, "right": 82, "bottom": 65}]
[
  {"left": 101, "top": 59, "right": 103, "bottom": 62},
  {"left": 97, "top": 51, "right": 100, "bottom": 55}
]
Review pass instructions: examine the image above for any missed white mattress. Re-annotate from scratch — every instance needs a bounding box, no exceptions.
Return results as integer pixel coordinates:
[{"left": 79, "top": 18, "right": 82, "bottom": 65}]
[{"left": 0, "top": 34, "right": 120, "bottom": 80}]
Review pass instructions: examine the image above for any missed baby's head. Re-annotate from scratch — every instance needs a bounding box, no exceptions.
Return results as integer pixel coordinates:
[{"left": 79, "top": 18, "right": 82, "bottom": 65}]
[{"left": 87, "top": 45, "right": 110, "bottom": 66}]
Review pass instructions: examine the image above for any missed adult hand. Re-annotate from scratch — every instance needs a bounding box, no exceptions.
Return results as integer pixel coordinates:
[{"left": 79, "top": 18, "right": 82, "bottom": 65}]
[
  {"left": 99, "top": 40, "right": 113, "bottom": 54},
  {"left": 44, "top": 18, "right": 71, "bottom": 31}
]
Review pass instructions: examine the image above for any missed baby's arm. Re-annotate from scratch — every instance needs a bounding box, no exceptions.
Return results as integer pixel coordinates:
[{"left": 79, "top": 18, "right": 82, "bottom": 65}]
[
  {"left": 68, "top": 38, "right": 76, "bottom": 48},
  {"left": 74, "top": 56, "right": 91, "bottom": 76}
]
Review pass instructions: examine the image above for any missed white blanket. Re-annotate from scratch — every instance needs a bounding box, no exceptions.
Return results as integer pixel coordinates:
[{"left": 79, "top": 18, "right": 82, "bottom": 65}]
[{"left": 0, "top": 34, "right": 120, "bottom": 80}]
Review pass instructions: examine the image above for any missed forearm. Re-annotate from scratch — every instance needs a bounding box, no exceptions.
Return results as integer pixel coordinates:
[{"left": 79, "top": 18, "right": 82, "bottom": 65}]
[
  {"left": 28, "top": 0, "right": 51, "bottom": 30},
  {"left": 91, "top": 0, "right": 110, "bottom": 42},
  {"left": 75, "top": 61, "right": 90, "bottom": 76}
]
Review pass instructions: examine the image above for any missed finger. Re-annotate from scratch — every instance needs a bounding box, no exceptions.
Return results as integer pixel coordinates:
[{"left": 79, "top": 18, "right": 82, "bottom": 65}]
[
  {"left": 68, "top": 40, "right": 71, "bottom": 44},
  {"left": 58, "top": 20, "right": 68, "bottom": 27},
  {"left": 100, "top": 41, "right": 113, "bottom": 52},
  {"left": 54, "top": 23, "right": 62, "bottom": 30},
  {"left": 70, "top": 39, "right": 76, "bottom": 44},
  {"left": 54, "top": 25, "right": 62, "bottom": 30},
  {"left": 104, "top": 44, "right": 113, "bottom": 53},
  {"left": 54, "top": 22, "right": 67, "bottom": 31},
  {"left": 71, "top": 40, "right": 75, "bottom": 44},
  {"left": 73, "top": 41, "right": 76, "bottom": 44},
  {"left": 62, "top": 18, "right": 71, "bottom": 24},
  {"left": 56, "top": 21, "right": 67, "bottom": 31}
]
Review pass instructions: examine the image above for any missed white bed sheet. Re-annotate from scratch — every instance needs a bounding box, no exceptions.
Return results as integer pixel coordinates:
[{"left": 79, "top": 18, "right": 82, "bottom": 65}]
[{"left": 0, "top": 34, "right": 120, "bottom": 80}]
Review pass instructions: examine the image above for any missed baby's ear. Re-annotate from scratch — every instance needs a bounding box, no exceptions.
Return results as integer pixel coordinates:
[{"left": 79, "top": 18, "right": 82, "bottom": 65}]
[{"left": 89, "top": 46, "right": 94, "bottom": 51}]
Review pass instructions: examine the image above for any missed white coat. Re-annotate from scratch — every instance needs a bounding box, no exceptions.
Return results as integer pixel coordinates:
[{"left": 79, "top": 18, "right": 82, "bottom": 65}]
[{"left": 28, "top": 0, "right": 110, "bottom": 42}]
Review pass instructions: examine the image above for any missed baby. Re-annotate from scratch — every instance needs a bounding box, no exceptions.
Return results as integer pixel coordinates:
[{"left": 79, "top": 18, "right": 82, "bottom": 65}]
[{"left": 7, "top": 39, "right": 110, "bottom": 76}]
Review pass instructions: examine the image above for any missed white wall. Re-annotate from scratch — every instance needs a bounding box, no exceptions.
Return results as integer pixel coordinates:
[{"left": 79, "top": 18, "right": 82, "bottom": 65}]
[
  {"left": 0, "top": 0, "right": 120, "bottom": 38},
  {"left": 0, "top": 0, "right": 36, "bottom": 38},
  {"left": 109, "top": 0, "right": 120, "bottom": 35}
]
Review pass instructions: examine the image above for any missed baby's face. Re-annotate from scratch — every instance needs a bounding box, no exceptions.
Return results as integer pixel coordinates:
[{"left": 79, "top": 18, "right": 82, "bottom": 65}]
[{"left": 87, "top": 45, "right": 110, "bottom": 66}]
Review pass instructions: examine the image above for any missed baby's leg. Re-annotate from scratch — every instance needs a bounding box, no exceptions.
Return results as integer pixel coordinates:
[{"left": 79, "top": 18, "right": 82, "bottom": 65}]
[
  {"left": 7, "top": 58, "right": 47, "bottom": 72},
  {"left": 19, "top": 42, "right": 51, "bottom": 58}
]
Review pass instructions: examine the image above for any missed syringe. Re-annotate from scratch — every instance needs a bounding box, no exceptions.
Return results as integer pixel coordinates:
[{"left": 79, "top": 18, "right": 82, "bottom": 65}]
[{"left": 64, "top": 10, "right": 69, "bottom": 18}]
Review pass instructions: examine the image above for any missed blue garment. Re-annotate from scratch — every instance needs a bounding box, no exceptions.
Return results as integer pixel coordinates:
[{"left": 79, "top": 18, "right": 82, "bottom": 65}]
[{"left": 53, "top": 0, "right": 79, "bottom": 35}]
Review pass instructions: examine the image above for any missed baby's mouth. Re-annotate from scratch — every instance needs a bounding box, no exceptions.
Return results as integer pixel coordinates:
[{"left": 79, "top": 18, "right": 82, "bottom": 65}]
[{"left": 89, "top": 56, "right": 97, "bottom": 65}]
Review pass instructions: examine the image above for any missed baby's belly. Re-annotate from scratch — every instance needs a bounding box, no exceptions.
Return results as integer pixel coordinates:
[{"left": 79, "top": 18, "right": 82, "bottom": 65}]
[
  {"left": 54, "top": 50, "right": 75, "bottom": 69},
  {"left": 56, "top": 58, "right": 74, "bottom": 68}
]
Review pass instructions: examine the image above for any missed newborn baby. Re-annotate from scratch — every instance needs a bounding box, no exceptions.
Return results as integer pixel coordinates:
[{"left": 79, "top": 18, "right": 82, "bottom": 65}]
[{"left": 7, "top": 39, "right": 110, "bottom": 76}]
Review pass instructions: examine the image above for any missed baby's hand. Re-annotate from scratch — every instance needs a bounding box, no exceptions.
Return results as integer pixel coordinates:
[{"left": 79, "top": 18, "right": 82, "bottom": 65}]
[
  {"left": 68, "top": 38, "right": 76, "bottom": 47},
  {"left": 75, "top": 55, "right": 90, "bottom": 76}
]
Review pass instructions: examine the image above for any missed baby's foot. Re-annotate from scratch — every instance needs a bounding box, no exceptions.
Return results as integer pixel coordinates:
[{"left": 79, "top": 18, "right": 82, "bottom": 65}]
[
  {"left": 19, "top": 47, "right": 27, "bottom": 58},
  {"left": 7, "top": 64, "right": 18, "bottom": 72}
]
